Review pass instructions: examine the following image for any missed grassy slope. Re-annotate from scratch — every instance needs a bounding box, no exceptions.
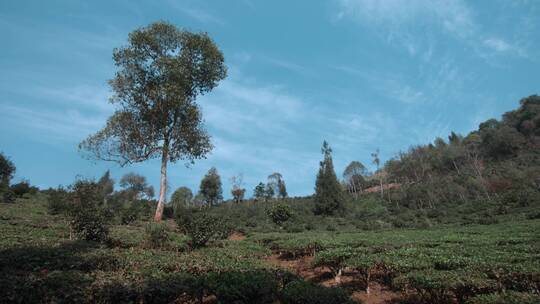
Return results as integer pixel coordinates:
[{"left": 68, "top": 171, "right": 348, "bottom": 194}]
[{"left": 1, "top": 195, "right": 539, "bottom": 303}]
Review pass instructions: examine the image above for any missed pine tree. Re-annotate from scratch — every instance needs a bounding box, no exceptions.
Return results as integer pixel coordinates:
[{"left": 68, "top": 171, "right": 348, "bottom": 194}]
[{"left": 314, "top": 141, "right": 344, "bottom": 215}]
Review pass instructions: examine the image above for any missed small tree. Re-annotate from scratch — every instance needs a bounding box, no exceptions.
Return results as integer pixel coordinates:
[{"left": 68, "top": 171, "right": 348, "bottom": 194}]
[
  {"left": 10, "top": 180, "right": 39, "bottom": 198},
  {"left": 343, "top": 161, "right": 367, "bottom": 198},
  {"left": 120, "top": 173, "right": 154, "bottom": 200},
  {"left": 230, "top": 174, "right": 246, "bottom": 203},
  {"left": 264, "top": 183, "right": 275, "bottom": 202},
  {"left": 199, "top": 167, "right": 223, "bottom": 206},
  {"left": 79, "top": 22, "right": 227, "bottom": 222},
  {"left": 314, "top": 141, "right": 344, "bottom": 215},
  {"left": 253, "top": 182, "right": 266, "bottom": 201},
  {"left": 0, "top": 152, "right": 16, "bottom": 203},
  {"left": 68, "top": 179, "right": 110, "bottom": 242},
  {"left": 171, "top": 186, "right": 193, "bottom": 215}
]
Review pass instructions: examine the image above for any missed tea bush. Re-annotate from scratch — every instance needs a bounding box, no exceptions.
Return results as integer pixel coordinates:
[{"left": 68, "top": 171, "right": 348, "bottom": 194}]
[
  {"left": 206, "top": 271, "right": 279, "bottom": 304},
  {"left": 267, "top": 202, "right": 293, "bottom": 226},
  {"left": 179, "top": 210, "right": 232, "bottom": 248},
  {"left": 144, "top": 222, "right": 170, "bottom": 249},
  {"left": 281, "top": 280, "right": 354, "bottom": 304}
]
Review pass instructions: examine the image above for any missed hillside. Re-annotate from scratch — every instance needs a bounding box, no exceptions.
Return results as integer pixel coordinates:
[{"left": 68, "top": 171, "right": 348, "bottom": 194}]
[{"left": 1, "top": 195, "right": 539, "bottom": 303}]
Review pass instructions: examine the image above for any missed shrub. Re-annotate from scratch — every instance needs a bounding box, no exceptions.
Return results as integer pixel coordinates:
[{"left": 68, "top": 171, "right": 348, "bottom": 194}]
[
  {"left": 142, "top": 273, "right": 204, "bottom": 304},
  {"left": 68, "top": 180, "right": 110, "bottom": 242},
  {"left": 284, "top": 222, "right": 305, "bottom": 233},
  {"left": 46, "top": 187, "right": 70, "bottom": 215},
  {"left": 144, "top": 222, "right": 170, "bottom": 249},
  {"left": 267, "top": 203, "right": 293, "bottom": 226},
  {"left": 10, "top": 180, "right": 38, "bottom": 198},
  {"left": 281, "top": 280, "right": 354, "bottom": 304},
  {"left": 1, "top": 189, "right": 15, "bottom": 204},
  {"left": 527, "top": 211, "right": 540, "bottom": 220},
  {"left": 70, "top": 209, "right": 109, "bottom": 242},
  {"left": 120, "top": 202, "right": 138, "bottom": 224},
  {"left": 465, "top": 291, "right": 540, "bottom": 304},
  {"left": 180, "top": 211, "right": 232, "bottom": 248},
  {"left": 206, "top": 271, "right": 279, "bottom": 304}
]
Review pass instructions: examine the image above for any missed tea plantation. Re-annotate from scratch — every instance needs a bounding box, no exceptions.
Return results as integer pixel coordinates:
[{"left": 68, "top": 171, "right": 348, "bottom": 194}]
[{"left": 1, "top": 194, "right": 539, "bottom": 303}]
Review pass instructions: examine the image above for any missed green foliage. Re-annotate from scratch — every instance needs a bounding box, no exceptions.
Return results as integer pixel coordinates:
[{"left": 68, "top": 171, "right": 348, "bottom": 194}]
[
  {"left": 0, "top": 151, "right": 15, "bottom": 185},
  {"left": 253, "top": 182, "right": 266, "bottom": 201},
  {"left": 313, "top": 247, "right": 355, "bottom": 276},
  {"left": 0, "top": 152, "right": 16, "bottom": 203},
  {"left": 466, "top": 291, "right": 540, "bottom": 304},
  {"left": 144, "top": 222, "right": 170, "bottom": 249},
  {"left": 119, "top": 172, "right": 154, "bottom": 200},
  {"left": 10, "top": 180, "right": 38, "bottom": 198},
  {"left": 180, "top": 210, "right": 232, "bottom": 248},
  {"left": 46, "top": 187, "right": 70, "bottom": 215},
  {"left": 170, "top": 186, "right": 193, "bottom": 214},
  {"left": 199, "top": 167, "right": 223, "bottom": 206},
  {"left": 314, "top": 141, "right": 345, "bottom": 215},
  {"left": 68, "top": 180, "right": 110, "bottom": 242},
  {"left": 281, "top": 280, "right": 354, "bottom": 304},
  {"left": 385, "top": 95, "right": 540, "bottom": 216},
  {"left": 206, "top": 271, "right": 279, "bottom": 304},
  {"left": 343, "top": 160, "right": 368, "bottom": 197},
  {"left": 267, "top": 202, "right": 293, "bottom": 226}
]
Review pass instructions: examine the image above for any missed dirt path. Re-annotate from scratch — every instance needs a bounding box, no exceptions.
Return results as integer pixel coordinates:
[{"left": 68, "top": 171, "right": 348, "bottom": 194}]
[{"left": 266, "top": 253, "right": 401, "bottom": 304}]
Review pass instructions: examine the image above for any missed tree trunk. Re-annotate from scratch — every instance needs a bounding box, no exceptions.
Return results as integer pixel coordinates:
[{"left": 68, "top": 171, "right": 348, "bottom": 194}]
[
  {"left": 154, "top": 147, "right": 168, "bottom": 222},
  {"left": 335, "top": 268, "right": 342, "bottom": 284},
  {"left": 379, "top": 178, "right": 384, "bottom": 199}
]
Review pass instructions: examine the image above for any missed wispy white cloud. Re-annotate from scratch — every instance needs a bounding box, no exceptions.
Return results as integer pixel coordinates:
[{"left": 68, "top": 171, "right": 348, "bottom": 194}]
[
  {"left": 167, "top": 1, "right": 224, "bottom": 25},
  {"left": 482, "top": 37, "right": 528, "bottom": 58},
  {"left": 0, "top": 103, "right": 105, "bottom": 142},
  {"left": 334, "top": 0, "right": 531, "bottom": 62},
  {"left": 0, "top": 83, "right": 112, "bottom": 143},
  {"left": 336, "top": 0, "right": 475, "bottom": 38},
  {"left": 261, "top": 56, "right": 310, "bottom": 75},
  {"left": 36, "top": 85, "right": 113, "bottom": 113}
]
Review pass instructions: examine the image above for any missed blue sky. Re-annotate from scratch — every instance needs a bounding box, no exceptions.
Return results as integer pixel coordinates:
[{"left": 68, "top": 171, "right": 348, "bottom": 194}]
[{"left": 1, "top": 0, "right": 539, "bottom": 198}]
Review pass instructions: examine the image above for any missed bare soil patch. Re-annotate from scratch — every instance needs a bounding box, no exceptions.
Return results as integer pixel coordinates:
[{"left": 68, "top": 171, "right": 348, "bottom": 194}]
[{"left": 227, "top": 231, "right": 246, "bottom": 241}]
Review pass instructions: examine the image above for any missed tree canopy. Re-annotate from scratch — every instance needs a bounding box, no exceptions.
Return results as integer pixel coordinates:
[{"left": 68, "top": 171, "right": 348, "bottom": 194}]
[{"left": 199, "top": 167, "right": 223, "bottom": 206}]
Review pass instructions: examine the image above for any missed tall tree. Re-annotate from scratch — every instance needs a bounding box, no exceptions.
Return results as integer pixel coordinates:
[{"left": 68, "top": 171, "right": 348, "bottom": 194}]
[
  {"left": 314, "top": 141, "right": 344, "bottom": 215},
  {"left": 343, "top": 161, "right": 367, "bottom": 198},
  {"left": 97, "top": 170, "right": 114, "bottom": 205},
  {"left": 199, "top": 167, "right": 223, "bottom": 206},
  {"left": 267, "top": 172, "right": 282, "bottom": 200},
  {"left": 264, "top": 184, "right": 275, "bottom": 202},
  {"left": 371, "top": 149, "right": 383, "bottom": 198},
  {"left": 268, "top": 172, "right": 287, "bottom": 200},
  {"left": 79, "top": 22, "right": 227, "bottom": 221},
  {"left": 277, "top": 179, "right": 288, "bottom": 199}
]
